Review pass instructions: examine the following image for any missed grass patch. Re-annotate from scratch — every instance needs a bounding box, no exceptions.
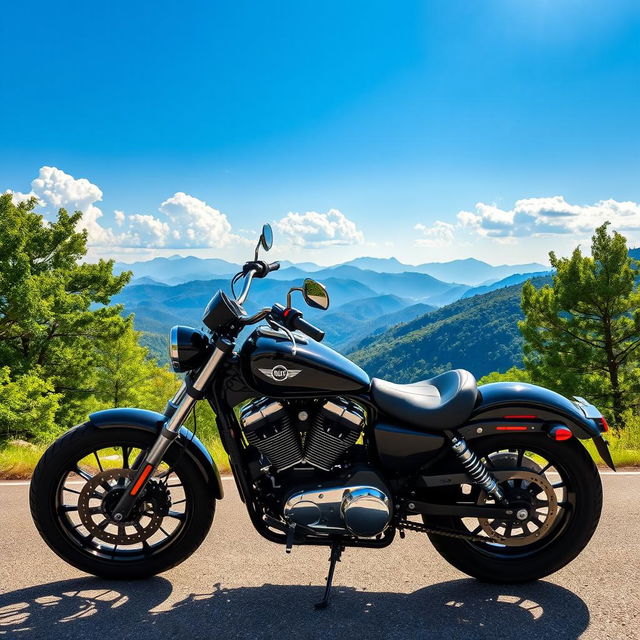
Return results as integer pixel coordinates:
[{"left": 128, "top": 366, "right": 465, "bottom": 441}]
[
  {"left": 586, "top": 424, "right": 640, "bottom": 467},
  {"left": 0, "top": 442, "right": 46, "bottom": 479},
  {"left": 0, "top": 433, "right": 230, "bottom": 480}
]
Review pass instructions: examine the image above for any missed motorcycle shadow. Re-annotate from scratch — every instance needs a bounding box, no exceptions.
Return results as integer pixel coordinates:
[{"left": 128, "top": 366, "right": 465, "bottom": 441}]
[{"left": 0, "top": 576, "right": 589, "bottom": 640}]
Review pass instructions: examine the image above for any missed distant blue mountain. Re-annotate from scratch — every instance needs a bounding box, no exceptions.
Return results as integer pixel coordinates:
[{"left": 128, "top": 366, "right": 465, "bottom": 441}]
[
  {"left": 116, "top": 254, "right": 549, "bottom": 287},
  {"left": 461, "top": 271, "right": 552, "bottom": 299},
  {"left": 337, "top": 256, "right": 547, "bottom": 285}
]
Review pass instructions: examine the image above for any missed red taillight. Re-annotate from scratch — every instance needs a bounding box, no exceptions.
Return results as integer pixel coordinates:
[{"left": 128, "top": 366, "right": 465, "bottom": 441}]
[
  {"left": 598, "top": 417, "right": 609, "bottom": 432},
  {"left": 496, "top": 426, "right": 528, "bottom": 431},
  {"left": 549, "top": 426, "right": 573, "bottom": 441}
]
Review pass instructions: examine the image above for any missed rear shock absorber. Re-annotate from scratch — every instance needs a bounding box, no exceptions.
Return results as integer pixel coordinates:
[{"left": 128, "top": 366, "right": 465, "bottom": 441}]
[{"left": 450, "top": 435, "right": 506, "bottom": 503}]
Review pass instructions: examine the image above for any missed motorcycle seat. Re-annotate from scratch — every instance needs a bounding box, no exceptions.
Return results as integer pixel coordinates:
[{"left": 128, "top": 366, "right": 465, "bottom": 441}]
[{"left": 370, "top": 369, "right": 478, "bottom": 430}]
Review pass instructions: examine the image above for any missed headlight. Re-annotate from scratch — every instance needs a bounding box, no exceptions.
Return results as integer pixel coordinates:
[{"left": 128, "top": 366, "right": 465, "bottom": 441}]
[{"left": 169, "top": 325, "right": 210, "bottom": 373}]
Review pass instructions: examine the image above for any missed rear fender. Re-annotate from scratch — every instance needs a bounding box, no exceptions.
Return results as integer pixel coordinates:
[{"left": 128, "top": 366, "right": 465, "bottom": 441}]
[
  {"left": 88, "top": 407, "right": 224, "bottom": 498},
  {"left": 457, "top": 382, "right": 614, "bottom": 470}
]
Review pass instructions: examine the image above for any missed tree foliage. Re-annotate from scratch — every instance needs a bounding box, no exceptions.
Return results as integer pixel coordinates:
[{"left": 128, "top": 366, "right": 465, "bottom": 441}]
[
  {"left": 478, "top": 367, "right": 531, "bottom": 385},
  {"left": 520, "top": 223, "right": 640, "bottom": 427},
  {"left": 91, "top": 321, "right": 178, "bottom": 410},
  {"left": 0, "top": 366, "right": 61, "bottom": 441},
  {"left": 0, "top": 193, "right": 131, "bottom": 430}
]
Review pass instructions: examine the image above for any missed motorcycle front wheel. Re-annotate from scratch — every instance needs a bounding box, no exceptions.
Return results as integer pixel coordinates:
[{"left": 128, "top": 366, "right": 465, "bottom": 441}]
[
  {"left": 30, "top": 422, "right": 216, "bottom": 579},
  {"left": 424, "top": 433, "right": 603, "bottom": 583}
]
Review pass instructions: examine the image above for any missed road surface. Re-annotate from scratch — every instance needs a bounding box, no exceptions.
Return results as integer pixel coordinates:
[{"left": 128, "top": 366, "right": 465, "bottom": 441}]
[{"left": 0, "top": 474, "right": 638, "bottom": 639}]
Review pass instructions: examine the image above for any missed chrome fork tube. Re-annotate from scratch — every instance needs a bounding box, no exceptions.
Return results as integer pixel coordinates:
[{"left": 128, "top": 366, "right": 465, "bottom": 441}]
[
  {"left": 113, "top": 337, "right": 234, "bottom": 519},
  {"left": 145, "top": 339, "right": 232, "bottom": 465}
]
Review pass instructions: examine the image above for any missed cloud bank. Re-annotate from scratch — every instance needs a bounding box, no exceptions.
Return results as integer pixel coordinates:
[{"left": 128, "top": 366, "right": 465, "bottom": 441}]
[
  {"left": 456, "top": 196, "right": 640, "bottom": 239},
  {"left": 275, "top": 209, "right": 365, "bottom": 248},
  {"left": 6, "top": 167, "right": 366, "bottom": 254},
  {"left": 414, "top": 196, "right": 640, "bottom": 248}
]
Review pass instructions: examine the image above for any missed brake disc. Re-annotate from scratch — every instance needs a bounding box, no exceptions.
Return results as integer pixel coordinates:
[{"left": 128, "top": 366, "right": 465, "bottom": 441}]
[
  {"left": 77, "top": 468, "right": 171, "bottom": 545},
  {"left": 477, "top": 469, "right": 559, "bottom": 546}
]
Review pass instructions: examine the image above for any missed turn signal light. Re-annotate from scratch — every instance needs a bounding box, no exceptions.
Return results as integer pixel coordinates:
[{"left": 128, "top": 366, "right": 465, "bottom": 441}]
[{"left": 549, "top": 426, "right": 573, "bottom": 441}]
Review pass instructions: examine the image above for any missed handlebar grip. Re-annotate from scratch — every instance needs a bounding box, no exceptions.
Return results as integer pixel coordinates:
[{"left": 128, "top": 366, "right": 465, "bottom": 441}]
[
  {"left": 267, "top": 261, "right": 280, "bottom": 273},
  {"left": 291, "top": 315, "right": 325, "bottom": 342}
]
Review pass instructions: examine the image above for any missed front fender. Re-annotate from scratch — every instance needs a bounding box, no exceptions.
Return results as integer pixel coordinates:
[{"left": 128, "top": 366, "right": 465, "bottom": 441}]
[{"left": 88, "top": 407, "right": 224, "bottom": 499}]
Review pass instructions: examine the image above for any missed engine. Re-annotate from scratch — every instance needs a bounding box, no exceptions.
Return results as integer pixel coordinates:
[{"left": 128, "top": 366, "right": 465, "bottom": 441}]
[
  {"left": 240, "top": 397, "right": 392, "bottom": 538},
  {"left": 240, "top": 396, "right": 364, "bottom": 472}
]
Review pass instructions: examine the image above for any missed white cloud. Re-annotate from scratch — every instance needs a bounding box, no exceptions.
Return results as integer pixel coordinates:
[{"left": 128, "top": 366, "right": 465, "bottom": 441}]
[
  {"left": 5, "top": 189, "right": 40, "bottom": 205},
  {"left": 155, "top": 192, "right": 233, "bottom": 248},
  {"left": 414, "top": 220, "right": 455, "bottom": 247},
  {"left": 12, "top": 166, "right": 237, "bottom": 250},
  {"left": 457, "top": 196, "right": 640, "bottom": 238},
  {"left": 275, "top": 209, "right": 364, "bottom": 247},
  {"left": 29, "top": 166, "right": 117, "bottom": 245}
]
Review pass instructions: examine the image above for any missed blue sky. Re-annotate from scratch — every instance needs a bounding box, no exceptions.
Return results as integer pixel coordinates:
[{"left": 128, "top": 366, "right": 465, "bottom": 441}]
[{"left": 1, "top": 0, "right": 639, "bottom": 265}]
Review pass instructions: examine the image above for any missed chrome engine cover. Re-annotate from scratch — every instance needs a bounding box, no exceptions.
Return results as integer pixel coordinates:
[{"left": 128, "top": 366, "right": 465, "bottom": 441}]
[{"left": 283, "top": 484, "right": 392, "bottom": 538}]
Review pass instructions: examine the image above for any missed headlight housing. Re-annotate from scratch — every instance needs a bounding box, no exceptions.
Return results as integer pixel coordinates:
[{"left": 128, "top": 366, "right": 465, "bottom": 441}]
[{"left": 169, "top": 325, "right": 210, "bottom": 373}]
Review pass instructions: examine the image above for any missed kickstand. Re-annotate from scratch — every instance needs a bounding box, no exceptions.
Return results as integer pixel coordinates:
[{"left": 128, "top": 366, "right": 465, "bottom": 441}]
[{"left": 314, "top": 544, "right": 344, "bottom": 610}]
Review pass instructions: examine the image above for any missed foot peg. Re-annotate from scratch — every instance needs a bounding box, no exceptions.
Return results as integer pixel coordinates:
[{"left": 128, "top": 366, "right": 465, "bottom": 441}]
[{"left": 314, "top": 544, "right": 344, "bottom": 610}]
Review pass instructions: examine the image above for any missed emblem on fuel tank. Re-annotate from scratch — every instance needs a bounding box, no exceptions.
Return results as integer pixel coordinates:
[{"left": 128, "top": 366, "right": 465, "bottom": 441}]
[{"left": 258, "top": 365, "right": 302, "bottom": 382}]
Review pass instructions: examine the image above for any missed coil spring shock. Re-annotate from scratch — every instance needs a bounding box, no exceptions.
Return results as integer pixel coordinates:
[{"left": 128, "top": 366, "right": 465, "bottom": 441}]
[{"left": 450, "top": 435, "right": 506, "bottom": 503}]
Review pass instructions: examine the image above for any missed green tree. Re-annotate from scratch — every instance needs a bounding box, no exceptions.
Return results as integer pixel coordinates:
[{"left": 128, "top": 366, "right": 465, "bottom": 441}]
[
  {"left": 520, "top": 223, "right": 640, "bottom": 428},
  {"left": 0, "top": 194, "right": 131, "bottom": 428},
  {"left": 92, "top": 321, "right": 178, "bottom": 410},
  {"left": 0, "top": 366, "right": 61, "bottom": 441},
  {"left": 478, "top": 367, "right": 531, "bottom": 385}
]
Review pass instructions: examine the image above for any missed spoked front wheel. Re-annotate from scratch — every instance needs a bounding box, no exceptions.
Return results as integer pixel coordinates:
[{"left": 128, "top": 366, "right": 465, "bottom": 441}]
[
  {"left": 30, "top": 423, "right": 215, "bottom": 579},
  {"left": 424, "top": 434, "right": 602, "bottom": 583}
]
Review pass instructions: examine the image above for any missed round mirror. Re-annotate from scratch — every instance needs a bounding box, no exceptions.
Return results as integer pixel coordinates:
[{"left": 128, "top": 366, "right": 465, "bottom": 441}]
[
  {"left": 302, "top": 278, "right": 330, "bottom": 310},
  {"left": 260, "top": 224, "right": 273, "bottom": 251}
]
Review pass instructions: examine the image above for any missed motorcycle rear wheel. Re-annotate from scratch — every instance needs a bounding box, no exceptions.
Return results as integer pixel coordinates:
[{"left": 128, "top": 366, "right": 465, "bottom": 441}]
[
  {"left": 30, "top": 422, "right": 216, "bottom": 579},
  {"left": 424, "top": 433, "right": 602, "bottom": 583}
]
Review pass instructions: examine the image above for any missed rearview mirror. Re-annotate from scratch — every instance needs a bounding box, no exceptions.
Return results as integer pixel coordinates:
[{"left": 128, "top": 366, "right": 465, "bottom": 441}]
[
  {"left": 302, "top": 278, "right": 330, "bottom": 310},
  {"left": 255, "top": 223, "right": 273, "bottom": 259},
  {"left": 260, "top": 224, "right": 273, "bottom": 251}
]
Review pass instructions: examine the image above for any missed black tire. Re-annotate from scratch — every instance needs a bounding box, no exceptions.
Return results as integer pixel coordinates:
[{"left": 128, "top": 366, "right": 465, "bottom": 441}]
[
  {"left": 425, "top": 434, "right": 602, "bottom": 583},
  {"left": 30, "top": 422, "right": 216, "bottom": 579}
]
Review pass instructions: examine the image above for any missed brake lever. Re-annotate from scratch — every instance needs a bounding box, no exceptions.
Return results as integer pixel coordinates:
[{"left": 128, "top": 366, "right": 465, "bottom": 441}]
[{"left": 267, "top": 317, "right": 297, "bottom": 356}]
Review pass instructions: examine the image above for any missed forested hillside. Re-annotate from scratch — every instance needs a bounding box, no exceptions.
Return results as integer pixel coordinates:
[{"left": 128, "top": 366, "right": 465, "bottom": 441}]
[{"left": 349, "top": 276, "right": 551, "bottom": 381}]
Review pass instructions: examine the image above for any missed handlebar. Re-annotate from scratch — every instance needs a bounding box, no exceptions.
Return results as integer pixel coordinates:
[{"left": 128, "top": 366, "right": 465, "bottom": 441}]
[
  {"left": 234, "top": 260, "right": 280, "bottom": 305},
  {"left": 290, "top": 313, "right": 325, "bottom": 342},
  {"left": 232, "top": 263, "right": 324, "bottom": 342}
]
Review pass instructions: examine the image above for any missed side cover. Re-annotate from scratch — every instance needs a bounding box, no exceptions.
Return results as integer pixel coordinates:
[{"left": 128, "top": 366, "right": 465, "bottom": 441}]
[{"left": 88, "top": 407, "right": 224, "bottom": 499}]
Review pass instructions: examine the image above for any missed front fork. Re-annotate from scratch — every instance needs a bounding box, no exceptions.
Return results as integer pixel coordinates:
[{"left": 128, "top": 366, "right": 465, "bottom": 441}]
[{"left": 112, "top": 337, "right": 234, "bottom": 521}]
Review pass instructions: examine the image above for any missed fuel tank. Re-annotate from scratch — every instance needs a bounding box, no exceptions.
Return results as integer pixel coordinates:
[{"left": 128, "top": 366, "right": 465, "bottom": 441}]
[{"left": 240, "top": 326, "right": 370, "bottom": 396}]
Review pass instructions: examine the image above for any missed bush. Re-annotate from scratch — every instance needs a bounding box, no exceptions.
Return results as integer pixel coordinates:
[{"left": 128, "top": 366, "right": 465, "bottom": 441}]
[{"left": 0, "top": 367, "right": 61, "bottom": 442}]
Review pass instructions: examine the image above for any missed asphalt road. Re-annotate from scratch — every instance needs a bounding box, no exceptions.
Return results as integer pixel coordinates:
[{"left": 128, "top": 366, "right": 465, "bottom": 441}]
[{"left": 0, "top": 474, "right": 638, "bottom": 640}]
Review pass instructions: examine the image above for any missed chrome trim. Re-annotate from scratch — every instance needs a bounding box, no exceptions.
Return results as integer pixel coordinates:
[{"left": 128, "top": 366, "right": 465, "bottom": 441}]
[
  {"left": 236, "top": 269, "right": 256, "bottom": 305},
  {"left": 241, "top": 400, "right": 285, "bottom": 427},
  {"left": 573, "top": 396, "right": 603, "bottom": 419},
  {"left": 323, "top": 400, "right": 365, "bottom": 427},
  {"left": 169, "top": 325, "right": 179, "bottom": 362},
  {"left": 341, "top": 487, "right": 391, "bottom": 537},
  {"left": 284, "top": 485, "right": 391, "bottom": 537}
]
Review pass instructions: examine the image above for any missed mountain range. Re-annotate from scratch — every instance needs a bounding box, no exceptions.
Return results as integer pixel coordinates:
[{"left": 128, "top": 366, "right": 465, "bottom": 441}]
[
  {"left": 349, "top": 276, "right": 552, "bottom": 381},
  {"left": 115, "top": 255, "right": 548, "bottom": 287},
  {"left": 118, "top": 248, "right": 637, "bottom": 378}
]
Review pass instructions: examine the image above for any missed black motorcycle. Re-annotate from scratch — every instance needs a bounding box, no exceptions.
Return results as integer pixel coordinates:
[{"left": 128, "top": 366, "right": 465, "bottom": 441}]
[{"left": 30, "top": 224, "right": 614, "bottom": 608}]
